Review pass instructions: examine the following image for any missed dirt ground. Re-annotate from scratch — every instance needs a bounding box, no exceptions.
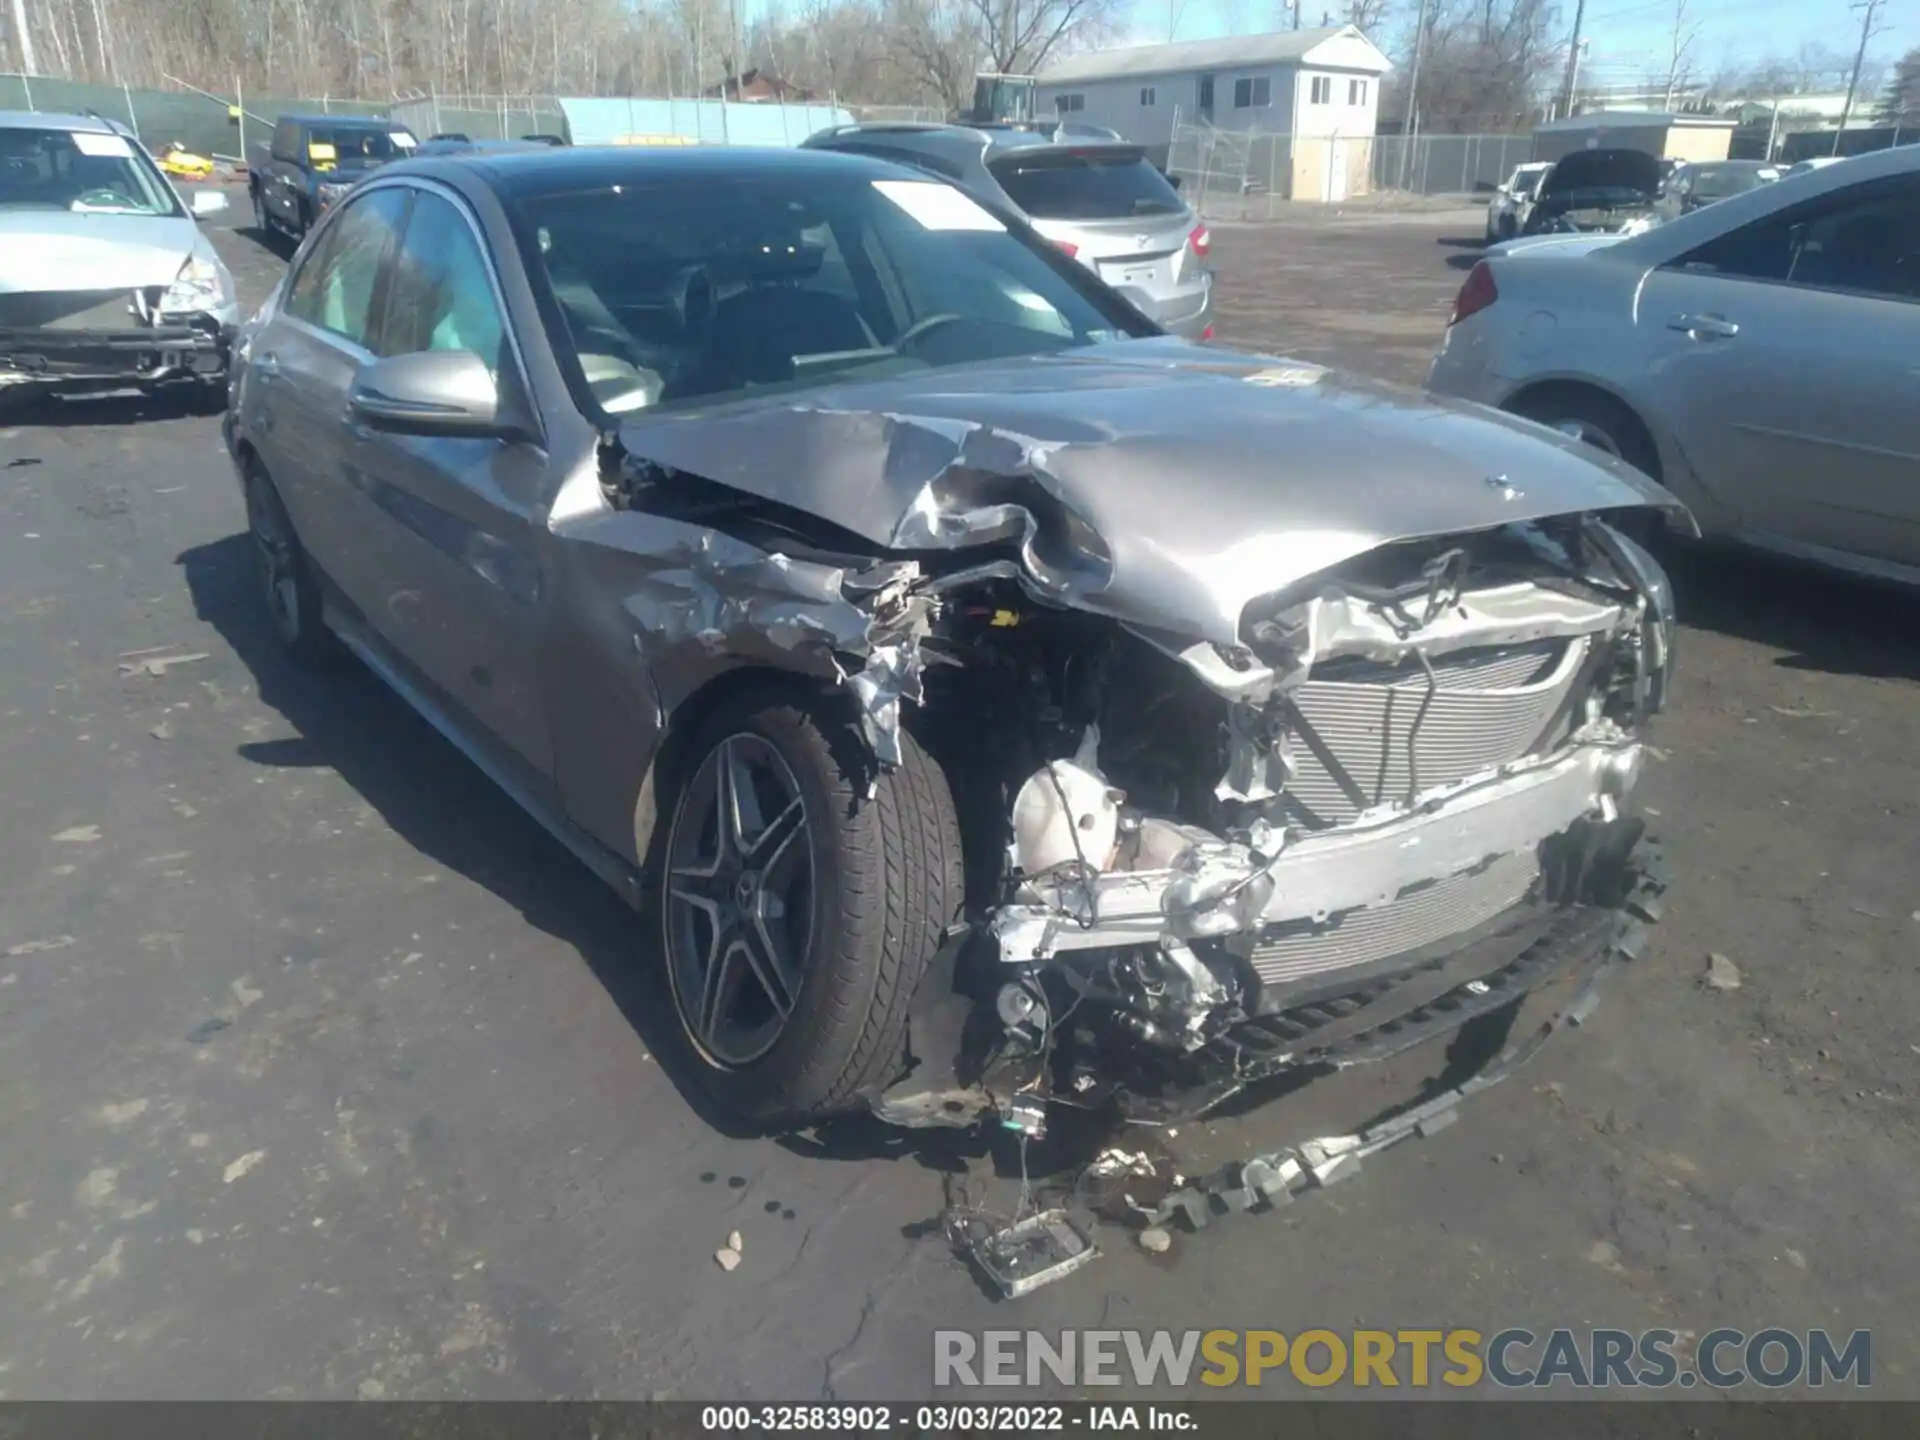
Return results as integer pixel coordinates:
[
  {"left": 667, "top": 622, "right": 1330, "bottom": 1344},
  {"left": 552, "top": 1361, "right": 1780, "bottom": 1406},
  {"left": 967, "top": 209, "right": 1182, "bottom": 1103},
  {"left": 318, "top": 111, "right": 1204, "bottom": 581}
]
[{"left": 0, "top": 196, "right": 1915, "bottom": 1402}]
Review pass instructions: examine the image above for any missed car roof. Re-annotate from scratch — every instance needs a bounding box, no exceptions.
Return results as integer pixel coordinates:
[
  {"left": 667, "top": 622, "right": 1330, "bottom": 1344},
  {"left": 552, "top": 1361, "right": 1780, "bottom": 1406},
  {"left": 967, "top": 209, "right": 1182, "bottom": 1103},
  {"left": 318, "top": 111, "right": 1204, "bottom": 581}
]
[
  {"left": 386, "top": 143, "right": 932, "bottom": 200},
  {"left": 0, "top": 109, "right": 132, "bottom": 136}
]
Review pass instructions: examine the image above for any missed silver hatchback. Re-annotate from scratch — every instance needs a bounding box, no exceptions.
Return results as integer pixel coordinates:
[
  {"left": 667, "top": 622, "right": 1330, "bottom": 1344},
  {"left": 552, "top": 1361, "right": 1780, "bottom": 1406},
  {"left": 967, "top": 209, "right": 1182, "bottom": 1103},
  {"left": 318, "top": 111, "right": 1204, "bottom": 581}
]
[{"left": 803, "top": 124, "right": 1215, "bottom": 339}]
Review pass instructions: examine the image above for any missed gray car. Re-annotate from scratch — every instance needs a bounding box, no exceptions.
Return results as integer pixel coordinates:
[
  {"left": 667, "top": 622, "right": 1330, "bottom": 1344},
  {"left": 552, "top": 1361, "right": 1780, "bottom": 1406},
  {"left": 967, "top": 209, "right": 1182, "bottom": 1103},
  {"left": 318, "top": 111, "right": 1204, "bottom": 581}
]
[
  {"left": 802, "top": 122, "right": 1215, "bottom": 339},
  {"left": 0, "top": 110, "right": 236, "bottom": 406},
  {"left": 1430, "top": 143, "right": 1920, "bottom": 585},
  {"left": 1485, "top": 161, "right": 1550, "bottom": 242},
  {"left": 224, "top": 146, "right": 1677, "bottom": 1202}
]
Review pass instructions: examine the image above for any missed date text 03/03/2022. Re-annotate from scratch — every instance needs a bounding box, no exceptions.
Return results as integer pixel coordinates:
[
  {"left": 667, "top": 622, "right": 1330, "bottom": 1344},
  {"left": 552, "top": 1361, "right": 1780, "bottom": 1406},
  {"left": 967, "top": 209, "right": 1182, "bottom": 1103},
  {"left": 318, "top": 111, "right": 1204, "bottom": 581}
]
[{"left": 699, "top": 1405, "right": 1192, "bottom": 1431}]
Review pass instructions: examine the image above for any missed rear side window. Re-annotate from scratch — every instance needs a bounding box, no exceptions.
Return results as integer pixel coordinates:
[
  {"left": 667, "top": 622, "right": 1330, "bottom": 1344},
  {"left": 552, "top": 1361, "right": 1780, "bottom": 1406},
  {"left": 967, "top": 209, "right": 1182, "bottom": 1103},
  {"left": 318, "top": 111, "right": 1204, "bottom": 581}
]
[{"left": 989, "top": 151, "right": 1184, "bottom": 220}]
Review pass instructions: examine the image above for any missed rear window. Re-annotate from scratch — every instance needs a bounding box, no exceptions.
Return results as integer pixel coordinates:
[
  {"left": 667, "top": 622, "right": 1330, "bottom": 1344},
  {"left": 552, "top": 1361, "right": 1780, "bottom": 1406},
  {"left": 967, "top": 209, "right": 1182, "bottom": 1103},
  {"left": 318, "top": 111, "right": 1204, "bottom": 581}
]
[{"left": 989, "top": 150, "right": 1185, "bottom": 220}]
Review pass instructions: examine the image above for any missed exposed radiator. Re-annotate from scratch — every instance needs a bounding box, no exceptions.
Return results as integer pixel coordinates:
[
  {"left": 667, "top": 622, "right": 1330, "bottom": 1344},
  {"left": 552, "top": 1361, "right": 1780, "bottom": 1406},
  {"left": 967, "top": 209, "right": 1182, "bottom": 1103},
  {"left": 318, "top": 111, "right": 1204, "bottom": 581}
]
[
  {"left": 1281, "top": 638, "right": 1589, "bottom": 829},
  {"left": 1248, "top": 849, "right": 1542, "bottom": 988}
]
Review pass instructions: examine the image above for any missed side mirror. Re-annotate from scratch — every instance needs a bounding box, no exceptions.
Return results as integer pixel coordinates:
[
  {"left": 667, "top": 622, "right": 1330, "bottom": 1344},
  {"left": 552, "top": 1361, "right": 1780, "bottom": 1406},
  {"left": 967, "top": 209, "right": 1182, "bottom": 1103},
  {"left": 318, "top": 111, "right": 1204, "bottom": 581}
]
[
  {"left": 1164, "top": 171, "right": 1184, "bottom": 190},
  {"left": 190, "top": 188, "right": 229, "bottom": 217},
  {"left": 348, "top": 351, "right": 519, "bottom": 439}
]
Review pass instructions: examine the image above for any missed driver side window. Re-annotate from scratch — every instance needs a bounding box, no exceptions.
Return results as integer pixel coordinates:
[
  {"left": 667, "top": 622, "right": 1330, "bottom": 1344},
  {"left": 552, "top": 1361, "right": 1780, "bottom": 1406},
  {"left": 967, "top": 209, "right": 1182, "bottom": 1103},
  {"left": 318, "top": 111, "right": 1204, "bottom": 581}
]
[
  {"left": 375, "top": 189, "right": 509, "bottom": 372},
  {"left": 283, "top": 187, "right": 410, "bottom": 348},
  {"left": 1671, "top": 174, "right": 1920, "bottom": 300}
]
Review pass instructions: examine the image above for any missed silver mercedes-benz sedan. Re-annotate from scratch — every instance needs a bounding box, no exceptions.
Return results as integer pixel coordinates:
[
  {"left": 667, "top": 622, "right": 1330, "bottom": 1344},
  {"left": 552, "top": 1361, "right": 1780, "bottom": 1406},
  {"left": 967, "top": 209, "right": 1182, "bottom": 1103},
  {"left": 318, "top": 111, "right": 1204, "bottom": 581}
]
[
  {"left": 224, "top": 146, "right": 1678, "bottom": 1183},
  {"left": 1430, "top": 144, "right": 1920, "bottom": 585}
]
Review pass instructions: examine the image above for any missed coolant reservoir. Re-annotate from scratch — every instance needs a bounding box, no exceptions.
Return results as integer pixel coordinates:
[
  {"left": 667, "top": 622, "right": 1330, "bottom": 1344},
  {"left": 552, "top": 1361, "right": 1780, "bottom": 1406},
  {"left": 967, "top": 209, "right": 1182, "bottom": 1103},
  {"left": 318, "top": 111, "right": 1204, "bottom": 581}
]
[{"left": 1010, "top": 761, "right": 1121, "bottom": 876}]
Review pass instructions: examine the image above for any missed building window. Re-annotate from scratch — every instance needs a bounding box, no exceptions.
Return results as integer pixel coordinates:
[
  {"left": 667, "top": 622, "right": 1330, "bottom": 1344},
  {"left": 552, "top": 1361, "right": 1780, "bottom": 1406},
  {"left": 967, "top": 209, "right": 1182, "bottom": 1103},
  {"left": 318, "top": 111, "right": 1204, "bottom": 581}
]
[
  {"left": 1348, "top": 78, "right": 1367, "bottom": 105},
  {"left": 1053, "top": 93, "right": 1085, "bottom": 113},
  {"left": 1233, "top": 76, "right": 1271, "bottom": 109},
  {"left": 1140, "top": 86, "right": 1156, "bottom": 107},
  {"left": 1198, "top": 77, "right": 1215, "bottom": 110},
  {"left": 1310, "top": 75, "right": 1332, "bottom": 105}
]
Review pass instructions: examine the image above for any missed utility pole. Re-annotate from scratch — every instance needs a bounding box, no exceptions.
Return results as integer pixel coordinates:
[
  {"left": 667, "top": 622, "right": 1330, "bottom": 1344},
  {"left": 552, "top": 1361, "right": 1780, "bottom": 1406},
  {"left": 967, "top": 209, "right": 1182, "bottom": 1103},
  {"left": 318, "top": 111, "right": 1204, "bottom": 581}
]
[
  {"left": 1559, "top": 0, "right": 1588, "bottom": 119},
  {"left": 1833, "top": 0, "right": 1883, "bottom": 155},
  {"left": 1397, "top": 0, "right": 1430, "bottom": 187},
  {"left": 9, "top": 0, "right": 36, "bottom": 75}
]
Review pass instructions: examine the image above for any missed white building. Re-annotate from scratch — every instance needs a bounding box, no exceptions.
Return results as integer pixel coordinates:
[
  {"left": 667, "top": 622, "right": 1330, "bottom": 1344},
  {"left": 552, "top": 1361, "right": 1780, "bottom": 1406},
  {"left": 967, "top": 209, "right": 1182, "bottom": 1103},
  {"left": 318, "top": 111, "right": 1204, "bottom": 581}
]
[
  {"left": 1032, "top": 26, "right": 1392, "bottom": 200},
  {"left": 1032, "top": 26, "right": 1391, "bottom": 145}
]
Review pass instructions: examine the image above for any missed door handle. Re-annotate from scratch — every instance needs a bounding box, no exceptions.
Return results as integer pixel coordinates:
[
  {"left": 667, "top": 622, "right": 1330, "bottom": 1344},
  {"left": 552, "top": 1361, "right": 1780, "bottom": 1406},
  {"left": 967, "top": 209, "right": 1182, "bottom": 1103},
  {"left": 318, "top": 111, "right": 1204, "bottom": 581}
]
[{"left": 1669, "top": 313, "right": 1739, "bottom": 340}]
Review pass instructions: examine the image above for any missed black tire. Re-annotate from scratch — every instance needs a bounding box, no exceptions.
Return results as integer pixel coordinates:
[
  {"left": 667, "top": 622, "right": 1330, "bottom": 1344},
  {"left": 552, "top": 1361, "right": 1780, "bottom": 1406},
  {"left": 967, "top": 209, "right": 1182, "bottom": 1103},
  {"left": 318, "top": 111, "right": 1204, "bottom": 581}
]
[
  {"left": 1511, "top": 386, "right": 1662, "bottom": 481},
  {"left": 244, "top": 467, "right": 335, "bottom": 667},
  {"left": 655, "top": 688, "right": 963, "bottom": 1127},
  {"left": 1511, "top": 387, "right": 1668, "bottom": 547}
]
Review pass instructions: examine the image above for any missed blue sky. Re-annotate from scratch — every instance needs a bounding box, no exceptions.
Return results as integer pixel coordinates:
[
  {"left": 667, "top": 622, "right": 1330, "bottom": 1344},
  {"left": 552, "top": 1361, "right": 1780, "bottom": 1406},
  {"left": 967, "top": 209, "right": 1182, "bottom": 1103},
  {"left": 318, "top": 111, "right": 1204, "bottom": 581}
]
[{"left": 1125, "top": 0, "right": 1913, "bottom": 88}]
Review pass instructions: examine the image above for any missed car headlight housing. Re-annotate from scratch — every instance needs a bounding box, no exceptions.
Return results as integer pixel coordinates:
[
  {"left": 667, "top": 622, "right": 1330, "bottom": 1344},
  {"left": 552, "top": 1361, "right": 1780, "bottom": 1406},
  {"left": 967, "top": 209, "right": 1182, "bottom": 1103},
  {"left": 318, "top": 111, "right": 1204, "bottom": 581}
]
[
  {"left": 1618, "top": 215, "right": 1661, "bottom": 238},
  {"left": 160, "top": 253, "right": 233, "bottom": 316}
]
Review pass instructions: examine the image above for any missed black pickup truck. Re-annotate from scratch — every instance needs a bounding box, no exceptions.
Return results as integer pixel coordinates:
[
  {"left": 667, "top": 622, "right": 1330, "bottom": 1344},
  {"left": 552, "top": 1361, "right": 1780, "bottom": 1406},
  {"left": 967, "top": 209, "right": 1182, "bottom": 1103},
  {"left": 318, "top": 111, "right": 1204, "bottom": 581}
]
[{"left": 246, "top": 114, "right": 418, "bottom": 242}]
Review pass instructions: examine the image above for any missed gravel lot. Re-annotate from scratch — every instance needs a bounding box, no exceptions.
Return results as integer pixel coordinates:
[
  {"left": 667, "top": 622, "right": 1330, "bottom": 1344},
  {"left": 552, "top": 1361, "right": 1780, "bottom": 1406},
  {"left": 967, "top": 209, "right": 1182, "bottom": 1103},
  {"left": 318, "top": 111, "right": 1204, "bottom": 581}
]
[{"left": 1, "top": 197, "right": 1916, "bottom": 1401}]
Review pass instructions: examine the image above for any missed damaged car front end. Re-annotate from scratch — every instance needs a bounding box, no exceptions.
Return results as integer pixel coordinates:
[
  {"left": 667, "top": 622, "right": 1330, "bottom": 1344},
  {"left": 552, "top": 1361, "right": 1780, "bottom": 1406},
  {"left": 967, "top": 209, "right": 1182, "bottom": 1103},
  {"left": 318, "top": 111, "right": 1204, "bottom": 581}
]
[
  {"left": 591, "top": 339, "right": 1684, "bottom": 1154},
  {"left": 0, "top": 113, "right": 237, "bottom": 405}
]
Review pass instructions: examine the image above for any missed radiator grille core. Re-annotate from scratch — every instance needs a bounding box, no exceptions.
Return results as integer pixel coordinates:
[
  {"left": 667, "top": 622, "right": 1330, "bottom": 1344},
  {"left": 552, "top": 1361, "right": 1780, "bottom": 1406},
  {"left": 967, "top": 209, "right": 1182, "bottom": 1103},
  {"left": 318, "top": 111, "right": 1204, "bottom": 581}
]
[
  {"left": 1281, "top": 638, "right": 1588, "bottom": 830},
  {"left": 1249, "top": 850, "right": 1542, "bottom": 988}
]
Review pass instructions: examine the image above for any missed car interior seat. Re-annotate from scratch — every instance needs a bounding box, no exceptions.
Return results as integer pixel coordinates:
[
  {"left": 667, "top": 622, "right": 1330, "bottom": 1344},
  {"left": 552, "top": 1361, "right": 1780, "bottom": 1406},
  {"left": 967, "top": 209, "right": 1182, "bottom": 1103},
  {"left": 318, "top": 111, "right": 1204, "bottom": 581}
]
[{"left": 707, "top": 231, "right": 876, "bottom": 387}]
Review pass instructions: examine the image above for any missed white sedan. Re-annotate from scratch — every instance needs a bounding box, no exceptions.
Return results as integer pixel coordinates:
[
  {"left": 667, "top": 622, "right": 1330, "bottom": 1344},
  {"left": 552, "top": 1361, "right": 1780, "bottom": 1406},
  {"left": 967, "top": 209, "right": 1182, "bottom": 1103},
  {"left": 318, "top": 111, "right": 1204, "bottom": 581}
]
[{"left": 1428, "top": 143, "right": 1920, "bottom": 584}]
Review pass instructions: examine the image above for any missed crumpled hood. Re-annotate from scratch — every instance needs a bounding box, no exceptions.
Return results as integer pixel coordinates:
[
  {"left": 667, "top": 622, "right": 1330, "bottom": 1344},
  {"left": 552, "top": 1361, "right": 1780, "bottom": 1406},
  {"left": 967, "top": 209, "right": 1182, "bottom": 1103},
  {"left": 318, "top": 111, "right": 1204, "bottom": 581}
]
[
  {"left": 0, "top": 211, "right": 203, "bottom": 293},
  {"left": 616, "top": 337, "right": 1685, "bottom": 643}
]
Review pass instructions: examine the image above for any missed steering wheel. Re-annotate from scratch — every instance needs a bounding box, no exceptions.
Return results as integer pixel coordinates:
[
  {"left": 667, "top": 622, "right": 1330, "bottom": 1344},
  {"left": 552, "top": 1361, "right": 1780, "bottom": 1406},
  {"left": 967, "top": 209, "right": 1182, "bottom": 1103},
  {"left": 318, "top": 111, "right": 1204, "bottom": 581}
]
[
  {"left": 74, "top": 188, "right": 138, "bottom": 210},
  {"left": 893, "top": 312, "right": 966, "bottom": 352}
]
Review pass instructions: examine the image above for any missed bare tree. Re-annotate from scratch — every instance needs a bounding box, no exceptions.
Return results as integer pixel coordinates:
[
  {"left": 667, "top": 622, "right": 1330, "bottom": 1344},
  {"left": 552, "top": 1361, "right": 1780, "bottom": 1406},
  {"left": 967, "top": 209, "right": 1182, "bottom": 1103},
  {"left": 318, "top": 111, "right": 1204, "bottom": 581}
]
[
  {"left": 965, "top": 0, "right": 1122, "bottom": 77},
  {"left": 1659, "top": 0, "right": 1696, "bottom": 108},
  {"left": 1380, "top": 0, "right": 1560, "bottom": 133}
]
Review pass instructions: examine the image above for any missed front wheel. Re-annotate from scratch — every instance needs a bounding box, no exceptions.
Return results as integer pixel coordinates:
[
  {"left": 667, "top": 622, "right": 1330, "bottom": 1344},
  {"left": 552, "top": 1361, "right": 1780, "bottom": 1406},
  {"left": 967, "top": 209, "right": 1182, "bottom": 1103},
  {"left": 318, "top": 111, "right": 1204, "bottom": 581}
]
[{"left": 656, "top": 689, "right": 963, "bottom": 1127}]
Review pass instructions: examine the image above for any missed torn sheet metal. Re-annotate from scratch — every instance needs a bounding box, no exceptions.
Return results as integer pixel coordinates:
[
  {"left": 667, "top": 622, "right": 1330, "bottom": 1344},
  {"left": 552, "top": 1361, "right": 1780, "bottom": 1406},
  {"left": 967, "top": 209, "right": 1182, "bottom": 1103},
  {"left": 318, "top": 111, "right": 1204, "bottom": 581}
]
[
  {"left": 610, "top": 523, "right": 933, "bottom": 765},
  {"left": 991, "top": 738, "right": 1640, "bottom": 961}
]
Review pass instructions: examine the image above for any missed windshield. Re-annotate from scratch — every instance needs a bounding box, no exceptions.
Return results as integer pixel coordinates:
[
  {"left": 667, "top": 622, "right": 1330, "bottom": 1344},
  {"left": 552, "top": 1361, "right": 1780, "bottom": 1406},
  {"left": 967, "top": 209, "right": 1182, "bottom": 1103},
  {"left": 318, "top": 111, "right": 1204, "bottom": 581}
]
[
  {"left": 1691, "top": 165, "right": 1770, "bottom": 200},
  {"left": 1512, "top": 168, "right": 1546, "bottom": 198},
  {"left": 0, "top": 126, "right": 181, "bottom": 216},
  {"left": 988, "top": 149, "right": 1186, "bottom": 220},
  {"left": 309, "top": 128, "right": 414, "bottom": 168},
  {"left": 514, "top": 171, "right": 1150, "bottom": 415}
]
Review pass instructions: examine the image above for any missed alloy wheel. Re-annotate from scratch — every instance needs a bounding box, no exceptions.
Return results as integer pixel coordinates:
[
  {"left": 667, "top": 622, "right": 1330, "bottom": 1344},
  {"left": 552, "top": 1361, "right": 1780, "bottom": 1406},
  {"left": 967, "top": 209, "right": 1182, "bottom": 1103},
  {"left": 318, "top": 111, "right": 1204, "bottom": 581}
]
[{"left": 664, "top": 733, "right": 816, "bottom": 1067}]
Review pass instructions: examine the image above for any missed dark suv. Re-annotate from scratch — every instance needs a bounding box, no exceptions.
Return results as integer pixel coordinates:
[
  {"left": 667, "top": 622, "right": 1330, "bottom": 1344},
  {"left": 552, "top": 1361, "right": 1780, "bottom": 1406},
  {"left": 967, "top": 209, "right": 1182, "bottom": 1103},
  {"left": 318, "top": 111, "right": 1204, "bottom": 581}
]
[{"left": 801, "top": 122, "right": 1213, "bottom": 339}]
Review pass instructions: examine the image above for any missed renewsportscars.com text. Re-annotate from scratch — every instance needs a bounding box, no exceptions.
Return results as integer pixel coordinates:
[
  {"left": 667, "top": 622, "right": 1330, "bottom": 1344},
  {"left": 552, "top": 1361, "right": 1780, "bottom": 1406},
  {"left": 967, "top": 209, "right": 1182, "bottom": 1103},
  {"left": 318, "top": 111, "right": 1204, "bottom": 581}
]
[{"left": 934, "top": 1328, "right": 1872, "bottom": 1391}]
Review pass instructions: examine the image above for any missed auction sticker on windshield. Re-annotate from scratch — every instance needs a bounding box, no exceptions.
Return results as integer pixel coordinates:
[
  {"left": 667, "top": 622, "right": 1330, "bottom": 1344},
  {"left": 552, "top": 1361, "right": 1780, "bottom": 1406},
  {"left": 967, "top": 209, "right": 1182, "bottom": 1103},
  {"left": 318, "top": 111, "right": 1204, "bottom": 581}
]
[
  {"left": 874, "top": 180, "right": 1005, "bottom": 233},
  {"left": 391, "top": 132, "right": 417, "bottom": 148},
  {"left": 72, "top": 131, "right": 133, "bottom": 158}
]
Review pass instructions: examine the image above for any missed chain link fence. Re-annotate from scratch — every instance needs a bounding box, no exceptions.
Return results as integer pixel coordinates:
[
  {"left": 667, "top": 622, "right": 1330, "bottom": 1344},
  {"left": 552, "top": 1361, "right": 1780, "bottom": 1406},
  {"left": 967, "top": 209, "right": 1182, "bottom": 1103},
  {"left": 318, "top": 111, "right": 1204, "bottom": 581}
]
[
  {"left": 1168, "top": 121, "right": 1536, "bottom": 220},
  {"left": 388, "top": 93, "right": 569, "bottom": 142},
  {"left": 1, "top": 73, "right": 391, "bottom": 165}
]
